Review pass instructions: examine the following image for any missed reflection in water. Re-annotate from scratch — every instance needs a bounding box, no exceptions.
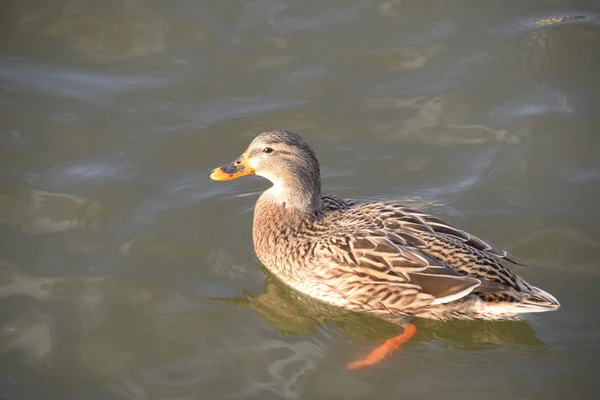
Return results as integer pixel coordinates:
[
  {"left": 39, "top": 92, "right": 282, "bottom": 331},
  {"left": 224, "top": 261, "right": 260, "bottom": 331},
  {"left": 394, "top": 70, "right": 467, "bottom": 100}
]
[
  {"left": 488, "top": 10, "right": 599, "bottom": 38},
  {"left": 1, "top": 264, "right": 191, "bottom": 374},
  {"left": 0, "top": 262, "right": 326, "bottom": 399},
  {"left": 376, "top": 49, "right": 499, "bottom": 96},
  {"left": 0, "top": 261, "right": 544, "bottom": 399},
  {"left": 0, "top": 262, "right": 101, "bottom": 367},
  {"left": 340, "top": 44, "right": 446, "bottom": 73},
  {"left": 12, "top": 0, "right": 206, "bottom": 62},
  {"left": 2, "top": 0, "right": 600, "bottom": 398},
  {"left": 1, "top": 310, "right": 55, "bottom": 365},
  {"left": 0, "top": 189, "right": 108, "bottom": 234},
  {"left": 0, "top": 260, "right": 71, "bottom": 301},
  {"left": 369, "top": 95, "right": 519, "bottom": 145},
  {"left": 212, "top": 273, "right": 546, "bottom": 350}
]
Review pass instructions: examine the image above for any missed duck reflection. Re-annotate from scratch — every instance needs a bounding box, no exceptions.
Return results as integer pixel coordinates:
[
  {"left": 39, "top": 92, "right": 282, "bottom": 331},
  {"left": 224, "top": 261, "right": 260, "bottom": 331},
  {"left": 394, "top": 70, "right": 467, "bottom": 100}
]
[{"left": 213, "top": 271, "right": 545, "bottom": 355}]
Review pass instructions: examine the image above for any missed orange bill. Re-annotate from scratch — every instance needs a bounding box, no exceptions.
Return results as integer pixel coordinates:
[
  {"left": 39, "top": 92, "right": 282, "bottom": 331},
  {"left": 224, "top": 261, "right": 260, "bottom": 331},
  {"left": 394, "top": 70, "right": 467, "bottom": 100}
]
[{"left": 210, "top": 151, "right": 255, "bottom": 181}]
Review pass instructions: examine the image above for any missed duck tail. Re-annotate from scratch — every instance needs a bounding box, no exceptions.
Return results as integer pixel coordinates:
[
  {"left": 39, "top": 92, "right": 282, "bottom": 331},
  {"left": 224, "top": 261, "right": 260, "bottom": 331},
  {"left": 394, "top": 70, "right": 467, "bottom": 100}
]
[
  {"left": 520, "top": 285, "right": 561, "bottom": 311},
  {"left": 477, "top": 285, "right": 560, "bottom": 319}
]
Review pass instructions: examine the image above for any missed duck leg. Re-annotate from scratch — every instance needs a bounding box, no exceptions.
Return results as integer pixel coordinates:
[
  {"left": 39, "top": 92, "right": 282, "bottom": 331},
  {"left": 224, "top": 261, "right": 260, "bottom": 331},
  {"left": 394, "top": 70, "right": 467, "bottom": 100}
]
[{"left": 346, "top": 323, "right": 417, "bottom": 370}]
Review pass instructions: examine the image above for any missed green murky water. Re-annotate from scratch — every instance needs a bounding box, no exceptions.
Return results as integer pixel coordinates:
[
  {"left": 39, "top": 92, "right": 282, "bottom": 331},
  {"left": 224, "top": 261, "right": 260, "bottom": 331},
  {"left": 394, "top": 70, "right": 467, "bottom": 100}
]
[{"left": 1, "top": 1, "right": 599, "bottom": 399}]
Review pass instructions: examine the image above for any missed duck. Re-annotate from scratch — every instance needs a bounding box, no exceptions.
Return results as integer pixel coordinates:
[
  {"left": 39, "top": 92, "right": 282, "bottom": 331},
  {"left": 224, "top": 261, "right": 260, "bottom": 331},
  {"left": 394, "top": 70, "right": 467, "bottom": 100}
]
[{"left": 210, "top": 130, "right": 560, "bottom": 369}]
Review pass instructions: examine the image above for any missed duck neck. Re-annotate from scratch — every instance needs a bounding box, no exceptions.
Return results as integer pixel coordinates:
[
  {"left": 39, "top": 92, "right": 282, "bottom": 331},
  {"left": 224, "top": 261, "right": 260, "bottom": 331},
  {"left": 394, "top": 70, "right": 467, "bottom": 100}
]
[{"left": 262, "top": 172, "right": 323, "bottom": 216}]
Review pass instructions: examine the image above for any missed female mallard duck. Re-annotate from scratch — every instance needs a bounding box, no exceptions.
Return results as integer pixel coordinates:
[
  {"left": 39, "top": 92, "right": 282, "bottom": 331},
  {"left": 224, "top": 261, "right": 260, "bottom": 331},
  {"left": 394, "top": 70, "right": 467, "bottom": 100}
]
[{"left": 210, "top": 130, "right": 560, "bottom": 369}]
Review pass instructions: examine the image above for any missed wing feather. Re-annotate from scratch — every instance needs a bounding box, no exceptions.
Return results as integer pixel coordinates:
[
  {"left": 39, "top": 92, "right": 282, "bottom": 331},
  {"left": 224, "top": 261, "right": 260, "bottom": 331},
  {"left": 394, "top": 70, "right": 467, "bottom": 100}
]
[{"left": 315, "top": 228, "right": 481, "bottom": 310}]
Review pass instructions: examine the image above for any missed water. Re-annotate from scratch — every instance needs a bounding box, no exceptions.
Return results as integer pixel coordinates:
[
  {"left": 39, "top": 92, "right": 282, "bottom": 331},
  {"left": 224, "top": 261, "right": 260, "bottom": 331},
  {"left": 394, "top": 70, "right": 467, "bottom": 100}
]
[{"left": 1, "top": 0, "right": 599, "bottom": 399}]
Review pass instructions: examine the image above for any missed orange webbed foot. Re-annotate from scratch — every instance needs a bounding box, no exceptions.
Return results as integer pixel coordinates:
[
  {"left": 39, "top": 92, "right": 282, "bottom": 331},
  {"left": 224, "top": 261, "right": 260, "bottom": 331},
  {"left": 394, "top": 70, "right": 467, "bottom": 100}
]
[{"left": 346, "top": 323, "right": 417, "bottom": 370}]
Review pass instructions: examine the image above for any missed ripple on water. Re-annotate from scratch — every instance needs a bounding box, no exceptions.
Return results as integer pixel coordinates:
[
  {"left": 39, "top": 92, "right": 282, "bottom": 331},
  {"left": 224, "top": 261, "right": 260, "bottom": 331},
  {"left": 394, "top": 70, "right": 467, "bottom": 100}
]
[
  {"left": 114, "top": 171, "right": 250, "bottom": 241},
  {"left": 375, "top": 49, "right": 499, "bottom": 96},
  {"left": 0, "top": 58, "right": 183, "bottom": 105},
  {"left": 487, "top": 86, "right": 573, "bottom": 128},
  {"left": 265, "top": 1, "right": 370, "bottom": 34},
  {"left": 175, "top": 97, "right": 309, "bottom": 128},
  {"left": 1, "top": 1, "right": 599, "bottom": 398},
  {"left": 19, "top": 156, "right": 139, "bottom": 191}
]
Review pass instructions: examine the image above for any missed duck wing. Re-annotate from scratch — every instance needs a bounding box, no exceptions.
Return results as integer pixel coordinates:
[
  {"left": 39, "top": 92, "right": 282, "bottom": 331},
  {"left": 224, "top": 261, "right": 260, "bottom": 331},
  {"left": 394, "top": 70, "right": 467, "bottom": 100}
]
[{"left": 314, "top": 228, "right": 483, "bottom": 313}]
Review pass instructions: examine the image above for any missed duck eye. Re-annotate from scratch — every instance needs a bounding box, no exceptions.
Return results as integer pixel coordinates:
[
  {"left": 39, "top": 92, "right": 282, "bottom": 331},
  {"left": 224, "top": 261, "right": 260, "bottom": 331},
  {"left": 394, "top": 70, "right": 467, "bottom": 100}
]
[{"left": 262, "top": 147, "right": 274, "bottom": 154}]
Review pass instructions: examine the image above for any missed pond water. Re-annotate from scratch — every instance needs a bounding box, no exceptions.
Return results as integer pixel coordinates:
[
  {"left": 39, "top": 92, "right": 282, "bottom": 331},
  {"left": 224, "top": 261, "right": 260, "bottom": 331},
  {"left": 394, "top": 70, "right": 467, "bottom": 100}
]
[{"left": 1, "top": 1, "right": 599, "bottom": 399}]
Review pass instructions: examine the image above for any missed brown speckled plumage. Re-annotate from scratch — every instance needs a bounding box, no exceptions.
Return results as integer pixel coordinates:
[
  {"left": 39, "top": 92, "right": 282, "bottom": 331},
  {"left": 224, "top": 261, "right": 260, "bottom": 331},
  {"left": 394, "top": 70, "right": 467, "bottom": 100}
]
[{"left": 213, "top": 130, "right": 560, "bottom": 321}]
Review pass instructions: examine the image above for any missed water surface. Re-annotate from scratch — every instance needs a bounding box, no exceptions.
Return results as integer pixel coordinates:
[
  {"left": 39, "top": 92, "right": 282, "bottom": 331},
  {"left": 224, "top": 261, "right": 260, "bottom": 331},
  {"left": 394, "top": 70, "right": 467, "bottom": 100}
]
[{"left": 2, "top": 1, "right": 600, "bottom": 399}]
